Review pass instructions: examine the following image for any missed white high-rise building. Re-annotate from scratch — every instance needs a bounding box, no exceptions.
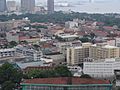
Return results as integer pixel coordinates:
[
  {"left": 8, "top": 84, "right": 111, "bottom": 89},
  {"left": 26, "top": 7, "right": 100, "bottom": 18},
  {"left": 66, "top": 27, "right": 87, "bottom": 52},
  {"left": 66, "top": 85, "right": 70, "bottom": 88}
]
[
  {"left": 0, "top": 0, "right": 7, "bottom": 12},
  {"left": 21, "top": 0, "right": 35, "bottom": 13}
]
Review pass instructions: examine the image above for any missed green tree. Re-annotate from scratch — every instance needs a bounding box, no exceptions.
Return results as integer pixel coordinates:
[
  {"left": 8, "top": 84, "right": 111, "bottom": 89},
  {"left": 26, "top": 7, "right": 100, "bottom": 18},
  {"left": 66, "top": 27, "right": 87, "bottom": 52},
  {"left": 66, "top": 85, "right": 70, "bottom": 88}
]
[
  {"left": 80, "top": 37, "right": 90, "bottom": 43},
  {"left": 9, "top": 41, "right": 18, "bottom": 48},
  {"left": 0, "top": 63, "right": 23, "bottom": 89},
  {"left": 118, "top": 88, "right": 120, "bottom": 90},
  {"left": 1, "top": 81, "right": 15, "bottom": 90},
  {"left": 24, "top": 66, "right": 72, "bottom": 79},
  {"left": 55, "top": 66, "right": 72, "bottom": 77},
  {"left": 19, "top": 40, "right": 28, "bottom": 45},
  {"left": 80, "top": 74, "right": 92, "bottom": 78}
]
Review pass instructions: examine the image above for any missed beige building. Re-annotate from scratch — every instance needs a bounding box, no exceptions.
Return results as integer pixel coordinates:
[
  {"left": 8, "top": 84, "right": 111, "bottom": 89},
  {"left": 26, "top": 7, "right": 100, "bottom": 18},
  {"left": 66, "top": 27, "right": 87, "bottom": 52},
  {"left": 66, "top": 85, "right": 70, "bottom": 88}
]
[
  {"left": 89, "top": 43, "right": 120, "bottom": 60},
  {"left": 67, "top": 43, "right": 92, "bottom": 65}
]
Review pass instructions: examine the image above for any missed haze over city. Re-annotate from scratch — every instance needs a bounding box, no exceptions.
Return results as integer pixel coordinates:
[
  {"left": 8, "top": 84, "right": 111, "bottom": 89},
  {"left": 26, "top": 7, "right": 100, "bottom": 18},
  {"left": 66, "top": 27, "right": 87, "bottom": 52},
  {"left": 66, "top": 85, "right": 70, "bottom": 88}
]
[{"left": 6, "top": 0, "right": 120, "bottom": 13}]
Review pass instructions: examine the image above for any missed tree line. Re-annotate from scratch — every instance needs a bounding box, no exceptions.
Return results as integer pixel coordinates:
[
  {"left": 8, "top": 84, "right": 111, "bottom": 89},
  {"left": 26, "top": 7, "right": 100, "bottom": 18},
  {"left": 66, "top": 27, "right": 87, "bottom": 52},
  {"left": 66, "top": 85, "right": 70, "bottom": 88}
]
[{"left": 0, "top": 12, "right": 120, "bottom": 28}]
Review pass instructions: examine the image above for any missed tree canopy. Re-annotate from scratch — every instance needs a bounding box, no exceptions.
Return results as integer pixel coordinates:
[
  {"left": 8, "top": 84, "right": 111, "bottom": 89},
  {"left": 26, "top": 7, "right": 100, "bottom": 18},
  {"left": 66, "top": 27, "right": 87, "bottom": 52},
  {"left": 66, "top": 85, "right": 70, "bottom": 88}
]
[
  {"left": 80, "top": 74, "right": 92, "bottom": 78},
  {"left": 24, "top": 66, "right": 72, "bottom": 79},
  {"left": 0, "top": 12, "right": 120, "bottom": 28},
  {"left": 0, "top": 63, "right": 23, "bottom": 90}
]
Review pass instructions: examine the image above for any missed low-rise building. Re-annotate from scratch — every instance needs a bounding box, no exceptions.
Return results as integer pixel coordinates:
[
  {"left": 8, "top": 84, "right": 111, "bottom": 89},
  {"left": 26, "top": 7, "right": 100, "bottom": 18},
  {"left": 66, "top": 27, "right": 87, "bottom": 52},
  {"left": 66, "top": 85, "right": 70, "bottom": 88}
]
[
  {"left": 57, "top": 33, "right": 79, "bottom": 42},
  {"left": 15, "top": 45, "right": 43, "bottom": 61},
  {"left": 6, "top": 32, "right": 19, "bottom": 42},
  {"left": 83, "top": 58, "right": 120, "bottom": 79},
  {"left": 0, "top": 48, "right": 16, "bottom": 58},
  {"left": 21, "top": 77, "right": 112, "bottom": 90},
  {"left": 46, "top": 54, "right": 65, "bottom": 65}
]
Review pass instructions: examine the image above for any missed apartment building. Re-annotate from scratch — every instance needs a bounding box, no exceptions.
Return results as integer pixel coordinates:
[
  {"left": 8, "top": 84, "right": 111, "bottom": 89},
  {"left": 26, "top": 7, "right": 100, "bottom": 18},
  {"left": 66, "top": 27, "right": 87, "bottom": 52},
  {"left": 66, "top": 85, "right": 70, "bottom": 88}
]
[
  {"left": 57, "top": 34, "right": 79, "bottom": 42},
  {"left": 89, "top": 43, "right": 120, "bottom": 60},
  {"left": 67, "top": 43, "right": 92, "bottom": 65},
  {"left": 0, "top": 48, "right": 16, "bottom": 58},
  {"left": 15, "top": 45, "right": 43, "bottom": 61}
]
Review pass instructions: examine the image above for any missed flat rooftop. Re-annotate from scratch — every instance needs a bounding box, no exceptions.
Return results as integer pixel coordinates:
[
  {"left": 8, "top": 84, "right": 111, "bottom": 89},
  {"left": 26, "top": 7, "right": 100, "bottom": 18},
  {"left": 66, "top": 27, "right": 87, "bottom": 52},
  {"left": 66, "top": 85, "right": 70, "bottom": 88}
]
[{"left": 22, "top": 77, "right": 110, "bottom": 85}]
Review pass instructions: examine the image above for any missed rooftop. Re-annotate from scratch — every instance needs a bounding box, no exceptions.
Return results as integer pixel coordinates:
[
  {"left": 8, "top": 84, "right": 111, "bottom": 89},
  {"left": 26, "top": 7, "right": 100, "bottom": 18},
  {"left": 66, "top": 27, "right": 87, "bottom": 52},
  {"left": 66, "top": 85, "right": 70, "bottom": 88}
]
[
  {"left": 22, "top": 77, "right": 110, "bottom": 85},
  {"left": 58, "top": 34, "right": 78, "bottom": 38}
]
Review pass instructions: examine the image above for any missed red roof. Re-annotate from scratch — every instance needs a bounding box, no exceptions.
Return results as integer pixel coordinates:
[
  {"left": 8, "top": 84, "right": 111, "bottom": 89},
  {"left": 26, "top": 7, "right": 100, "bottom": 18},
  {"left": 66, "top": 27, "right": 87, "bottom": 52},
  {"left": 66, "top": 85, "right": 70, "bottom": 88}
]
[
  {"left": 24, "top": 66, "right": 55, "bottom": 70},
  {"left": 22, "top": 77, "right": 110, "bottom": 85}
]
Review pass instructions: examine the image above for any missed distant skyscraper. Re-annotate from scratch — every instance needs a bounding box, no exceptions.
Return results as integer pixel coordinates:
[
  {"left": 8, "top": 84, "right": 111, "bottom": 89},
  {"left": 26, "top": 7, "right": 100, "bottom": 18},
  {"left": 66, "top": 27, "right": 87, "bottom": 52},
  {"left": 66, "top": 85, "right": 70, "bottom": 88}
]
[
  {"left": 21, "top": 0, "right": 35, "bottom": 13},
  {"left": 47, "top": 0, "right": 54, "bottom": 14},
  {"left": 89, "top": 0, "right": 92, "bottom": 3},
  {"left": 7, "top": 1, "right": 16, "bottom": 12},
  {"left": 0, "top": 0, "right": 7, "bottom": 12}
]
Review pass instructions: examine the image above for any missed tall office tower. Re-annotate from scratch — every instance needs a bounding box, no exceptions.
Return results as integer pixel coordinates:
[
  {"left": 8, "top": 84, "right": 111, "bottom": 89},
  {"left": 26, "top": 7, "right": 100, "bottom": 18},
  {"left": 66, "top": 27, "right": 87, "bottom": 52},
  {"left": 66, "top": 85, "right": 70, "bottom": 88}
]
[
  {"left": 7, "top": 1, "right": 16, "bottom": 12},
  {"left": 21, "top": 0, "right": 35, "bottom": 13},
  {"left": 47, "top": 0, "right": 54, "bottom": 14},
  {"left": 0, "top": 0, "right": 7, "bottom": 12}
]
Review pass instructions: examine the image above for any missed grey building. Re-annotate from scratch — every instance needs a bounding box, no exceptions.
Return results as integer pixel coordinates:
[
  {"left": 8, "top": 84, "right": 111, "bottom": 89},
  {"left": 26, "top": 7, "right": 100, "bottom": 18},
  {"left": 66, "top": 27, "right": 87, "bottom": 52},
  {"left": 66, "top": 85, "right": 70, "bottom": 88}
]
[
  {"left": 21, "top": 0, "right": 35, "bottom": 13},
  {"left": 47, "top": 0, "right": 54, "bottom": 14},
  {"left": 0, "top": 0, "right": 7, "bottom": 12}
]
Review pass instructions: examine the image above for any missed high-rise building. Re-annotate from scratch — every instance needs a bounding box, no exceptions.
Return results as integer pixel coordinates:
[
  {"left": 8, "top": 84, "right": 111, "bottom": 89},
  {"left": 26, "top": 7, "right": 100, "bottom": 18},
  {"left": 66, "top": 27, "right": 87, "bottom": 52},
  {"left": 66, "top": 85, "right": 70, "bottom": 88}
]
[
  {"left": 67, "top": 43, "right": 92, "bottom": 65},
  {"left": 21, "top": 0, "right": 35, "bottom": 13},
  {"left": 7, "top": 1, "right": 16, "bottom": 12},
  {"left": 47, "top": 0, "right": 54, "bottom": 14},
  {"left": 0, "top": 0, "right": 7, "bottom": 12},
  {"left": 89, "top": 43, "right": 120, "bottom": 60}
]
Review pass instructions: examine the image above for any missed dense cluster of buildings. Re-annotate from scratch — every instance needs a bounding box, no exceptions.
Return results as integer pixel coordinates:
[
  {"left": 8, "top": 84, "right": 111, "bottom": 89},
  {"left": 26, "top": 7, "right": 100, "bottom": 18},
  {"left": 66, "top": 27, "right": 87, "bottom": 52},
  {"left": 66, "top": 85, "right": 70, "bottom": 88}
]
[
  {"left": 0, "top": 17, "right": 120, "bottom": 89},
  {"left": 0, "top": 3, "right": 120, "bottom": 88},
  {"left": 0, "top": 0, "right": 54, "bottom": 14}
]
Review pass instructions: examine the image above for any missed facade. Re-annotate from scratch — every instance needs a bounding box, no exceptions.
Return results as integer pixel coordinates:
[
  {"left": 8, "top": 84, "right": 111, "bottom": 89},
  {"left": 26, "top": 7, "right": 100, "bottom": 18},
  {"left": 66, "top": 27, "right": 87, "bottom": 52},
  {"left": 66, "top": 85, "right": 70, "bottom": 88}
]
[
  {"left": 83, "top": 58, "right": 120, "bottom": 78},
  {"left": 115, "top": 38, "right": 120, "bottom": 47},
  {"left": 46, "top": 54, "right": 65, "bottom": 65},
  {"left": 47, "top": 0, "right": 54, "bottom": 14},
  {"left": 0, "top": 48, "right": 16, "bottom": 58},
  {"left": 89, "top": 43, "right": 120, "bottom": 60},
  {"left": 0, "top": 0, "right": 7, "bottom": 12},
  {"left": 21, "top": 0, "right": 35, "bottom": 13},
  {"left": 21, "top": 77, "right": 112, "bottom": 90},
  {"left": 57, "top": 41, "right": 81, "bottom": 57},
  {"left": 15, "top": 45, "right": 43, "bottom": 61},
  {"left": 67, "top": 43, "right": 92, "bottom": 65}
]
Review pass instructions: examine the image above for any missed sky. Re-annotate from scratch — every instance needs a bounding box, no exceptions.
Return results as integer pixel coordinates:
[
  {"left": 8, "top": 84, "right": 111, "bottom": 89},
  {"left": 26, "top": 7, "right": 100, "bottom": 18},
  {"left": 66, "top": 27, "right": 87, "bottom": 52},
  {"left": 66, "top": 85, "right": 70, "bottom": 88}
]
[{"left": 6, "top": 0, "right": 120, "bottom": 13}]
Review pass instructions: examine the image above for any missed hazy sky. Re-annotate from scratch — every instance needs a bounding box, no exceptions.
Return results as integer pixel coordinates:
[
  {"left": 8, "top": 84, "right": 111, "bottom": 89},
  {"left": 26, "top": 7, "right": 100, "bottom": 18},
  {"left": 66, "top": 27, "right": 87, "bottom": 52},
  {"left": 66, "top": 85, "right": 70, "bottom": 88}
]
[{"left": 7, "top": 0, "right": 120, "bottom": 4}]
